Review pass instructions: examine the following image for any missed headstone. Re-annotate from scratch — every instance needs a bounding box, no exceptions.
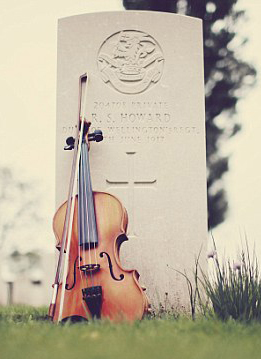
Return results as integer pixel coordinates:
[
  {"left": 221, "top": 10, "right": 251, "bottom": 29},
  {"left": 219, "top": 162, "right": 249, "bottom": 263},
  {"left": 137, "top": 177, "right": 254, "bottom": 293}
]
[
  {"left": 0, "top": 250, "right": 55, "bottom": 306},
  {"left": 56, "top": 11, "right": 207, "bottom": 310}
]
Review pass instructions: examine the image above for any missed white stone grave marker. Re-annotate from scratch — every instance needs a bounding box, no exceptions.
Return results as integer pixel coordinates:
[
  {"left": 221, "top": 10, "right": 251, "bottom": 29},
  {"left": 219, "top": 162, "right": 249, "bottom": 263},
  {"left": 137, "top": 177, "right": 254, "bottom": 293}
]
[{"left": 56, "top": 11, "right": 207, "bottom": 310}]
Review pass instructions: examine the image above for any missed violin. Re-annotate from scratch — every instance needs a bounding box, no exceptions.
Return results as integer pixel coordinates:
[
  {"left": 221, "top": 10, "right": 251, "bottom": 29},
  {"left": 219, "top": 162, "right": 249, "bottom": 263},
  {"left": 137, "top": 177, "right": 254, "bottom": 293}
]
[{"left": 48, "top": 74, "right": 149, "bottom": 322}]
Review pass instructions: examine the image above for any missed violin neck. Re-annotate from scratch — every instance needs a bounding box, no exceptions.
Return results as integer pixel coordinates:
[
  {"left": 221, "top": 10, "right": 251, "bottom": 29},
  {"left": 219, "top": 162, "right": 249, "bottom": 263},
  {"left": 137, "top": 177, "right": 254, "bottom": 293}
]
[{"left": 78, "top": 139, "right": 98, "bottom": 248}]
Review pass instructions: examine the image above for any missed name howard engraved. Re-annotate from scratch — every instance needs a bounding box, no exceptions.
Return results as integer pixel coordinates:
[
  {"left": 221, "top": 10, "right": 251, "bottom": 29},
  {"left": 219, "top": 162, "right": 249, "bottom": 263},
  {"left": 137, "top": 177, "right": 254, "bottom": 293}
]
[{"left": 91, "top": 112, "right": 171, "bottom": 124}]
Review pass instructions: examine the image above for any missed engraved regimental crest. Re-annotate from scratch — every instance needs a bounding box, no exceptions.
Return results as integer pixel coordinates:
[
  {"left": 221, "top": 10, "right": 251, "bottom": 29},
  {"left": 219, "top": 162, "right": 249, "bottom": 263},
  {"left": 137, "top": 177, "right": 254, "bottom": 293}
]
[{"left": 97, "top": 30, "right": 164, "bottom": 94}]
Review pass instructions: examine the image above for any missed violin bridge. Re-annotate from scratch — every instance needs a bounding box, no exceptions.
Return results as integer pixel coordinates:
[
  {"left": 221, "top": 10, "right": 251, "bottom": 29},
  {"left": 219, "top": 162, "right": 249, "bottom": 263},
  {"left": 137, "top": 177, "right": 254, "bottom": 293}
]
[{"left": 79, "top": 263, "right": 100, "bottom": 274}]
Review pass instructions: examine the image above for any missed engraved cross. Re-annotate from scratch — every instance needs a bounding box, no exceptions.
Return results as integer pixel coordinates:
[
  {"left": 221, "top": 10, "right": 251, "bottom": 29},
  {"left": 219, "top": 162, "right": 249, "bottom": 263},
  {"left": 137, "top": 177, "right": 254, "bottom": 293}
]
[{"left": 106, "top": 152, "right": 157, "bottom": 238}]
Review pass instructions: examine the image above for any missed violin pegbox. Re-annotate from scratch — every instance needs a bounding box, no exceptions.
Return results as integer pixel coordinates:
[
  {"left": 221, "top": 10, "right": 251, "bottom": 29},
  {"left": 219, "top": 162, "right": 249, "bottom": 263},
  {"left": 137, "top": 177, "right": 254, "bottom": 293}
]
[{"left": 64, "top": 127, "right": 103, "bottom": 150}]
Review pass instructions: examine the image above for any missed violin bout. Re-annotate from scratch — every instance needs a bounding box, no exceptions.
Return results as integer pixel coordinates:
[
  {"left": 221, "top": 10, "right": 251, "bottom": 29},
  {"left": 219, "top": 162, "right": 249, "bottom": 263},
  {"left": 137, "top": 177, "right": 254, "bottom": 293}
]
[{"left": 51, "top": 191, "right": 149, "bottom": 322}]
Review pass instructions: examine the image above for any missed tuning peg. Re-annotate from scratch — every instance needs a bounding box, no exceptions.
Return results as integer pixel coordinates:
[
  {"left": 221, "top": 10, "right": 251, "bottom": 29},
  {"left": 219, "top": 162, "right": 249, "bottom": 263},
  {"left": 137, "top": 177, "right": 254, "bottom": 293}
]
[
  {"left": 88, "top": 130, "right": 103, "bottom": 142},
  {"left": 64, "top": 130, "right": 103, "bottom": 151},
  {"left": 64, "top": 136, "right": 75, "bottom": 150}
]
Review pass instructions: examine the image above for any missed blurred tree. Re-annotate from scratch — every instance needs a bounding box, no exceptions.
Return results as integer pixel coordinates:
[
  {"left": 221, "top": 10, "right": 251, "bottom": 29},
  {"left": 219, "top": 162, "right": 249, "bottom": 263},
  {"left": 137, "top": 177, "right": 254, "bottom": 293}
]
[
  {"left": 123, "top": 0, "right": 256, "bottom": 228},
  {"left": 0, "top": 167, "right": 42, "bottom": 248},
  {"left": 0, "top": 167, "right": 47, "bottom": 291}
]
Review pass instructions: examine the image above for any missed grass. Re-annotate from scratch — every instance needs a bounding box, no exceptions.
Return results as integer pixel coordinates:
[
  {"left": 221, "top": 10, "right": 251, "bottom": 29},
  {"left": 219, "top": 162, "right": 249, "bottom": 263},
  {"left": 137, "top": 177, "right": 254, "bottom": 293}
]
[
  {"left": 1, "top": 306, "right": 261, "bottom": 359},
  {"left": 175, "top": 240, "right": 261, "bottom": 322},
  {"left": 201, "top": 241, "right": 261, "bottom": 321},
  {"left": 2, "top": 245, "right": 261, "bottom": 359}
]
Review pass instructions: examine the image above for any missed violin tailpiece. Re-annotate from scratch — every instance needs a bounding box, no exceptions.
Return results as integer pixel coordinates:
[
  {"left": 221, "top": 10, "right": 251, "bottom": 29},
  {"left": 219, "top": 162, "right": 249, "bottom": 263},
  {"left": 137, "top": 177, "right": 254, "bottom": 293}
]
[{"left": 82, "top": 286, "right": 103, "bottom": 319}]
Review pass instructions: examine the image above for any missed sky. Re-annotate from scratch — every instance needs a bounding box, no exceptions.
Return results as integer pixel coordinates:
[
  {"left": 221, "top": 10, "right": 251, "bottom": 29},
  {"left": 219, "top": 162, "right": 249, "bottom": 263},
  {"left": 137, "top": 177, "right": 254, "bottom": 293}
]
[{"left": 0, "top": 0, "right": 261, "bottom": 266}]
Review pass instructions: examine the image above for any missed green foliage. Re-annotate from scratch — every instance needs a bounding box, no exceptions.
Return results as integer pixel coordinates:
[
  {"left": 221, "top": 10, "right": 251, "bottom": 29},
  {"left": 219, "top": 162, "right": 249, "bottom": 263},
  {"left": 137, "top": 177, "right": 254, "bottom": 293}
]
[
  {"left": 203, "top": 248, "right": 261, "bottom": 322},
  {"left": 174, "top": 240, "right": 261, "bottom": 322},
  {"left": 123, "top": 0, "right": 256, "bottom": 228},
  {"left": 2, "top": 306, "right": 261, "bottom": 359}
]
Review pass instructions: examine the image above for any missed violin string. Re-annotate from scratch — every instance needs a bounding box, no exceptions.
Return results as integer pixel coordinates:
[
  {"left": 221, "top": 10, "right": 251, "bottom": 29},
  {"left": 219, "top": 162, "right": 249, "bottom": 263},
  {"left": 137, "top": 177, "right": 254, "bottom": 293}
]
[
  {"left": 85, "top": 144, "right": 98, "bottom": 267},
  {"left": 78, "top": 155, "right": 90, "bottom": 319},
  {"left": 80, "top": 145, "right": 86, "bottom": 287},
  {"left": 85, "top": 142, "right": 97, "bottom": 286},
  {"left": 78, "top": 149, "right": 87, "bottom": 289},
  {"left": 82, "top": 141, "right": 94, "bottom": 287},
  {"left": 82, "top": 143, "right": 90, "bottom": 287}
]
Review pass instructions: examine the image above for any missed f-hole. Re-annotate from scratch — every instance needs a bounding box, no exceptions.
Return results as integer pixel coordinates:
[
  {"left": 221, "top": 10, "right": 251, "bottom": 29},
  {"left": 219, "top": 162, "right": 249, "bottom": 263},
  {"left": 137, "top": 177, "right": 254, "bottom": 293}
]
[
  {"left": 99, "top": 252, "right": 124, "bottom": 281},
  {"left": 65, "top": 256, "right": 82, "bottom": 290}
]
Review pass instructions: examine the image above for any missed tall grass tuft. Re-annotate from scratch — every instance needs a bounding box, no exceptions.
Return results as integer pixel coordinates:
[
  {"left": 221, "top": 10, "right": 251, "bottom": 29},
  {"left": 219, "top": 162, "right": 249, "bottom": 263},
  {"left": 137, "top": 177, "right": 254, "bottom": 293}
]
[
  {"left": 174, "top": 248, "right": 205, "bottom": 320},
  {"left": 203, "top": 242, "right": 261, "bottom": 322}
]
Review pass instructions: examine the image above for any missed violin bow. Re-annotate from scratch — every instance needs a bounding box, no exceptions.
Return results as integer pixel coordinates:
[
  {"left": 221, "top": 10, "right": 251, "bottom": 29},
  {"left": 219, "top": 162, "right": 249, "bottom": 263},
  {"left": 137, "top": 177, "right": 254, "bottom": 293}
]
[{"left": 49, "top": 73, "right": 89, "bottom": 323}]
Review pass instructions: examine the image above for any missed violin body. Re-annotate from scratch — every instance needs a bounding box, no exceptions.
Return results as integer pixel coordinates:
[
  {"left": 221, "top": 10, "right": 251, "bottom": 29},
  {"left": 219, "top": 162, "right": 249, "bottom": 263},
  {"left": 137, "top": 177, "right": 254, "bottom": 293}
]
[{"left": 52, "top": 191, "right": 149, "bottom": 322}]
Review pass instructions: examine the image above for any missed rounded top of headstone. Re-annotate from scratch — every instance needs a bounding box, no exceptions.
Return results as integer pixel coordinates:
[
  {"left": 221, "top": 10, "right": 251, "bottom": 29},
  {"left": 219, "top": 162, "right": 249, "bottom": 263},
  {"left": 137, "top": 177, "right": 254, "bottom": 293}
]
[{"left": 97, "top": 29, "right": 164, "bottom": 94}]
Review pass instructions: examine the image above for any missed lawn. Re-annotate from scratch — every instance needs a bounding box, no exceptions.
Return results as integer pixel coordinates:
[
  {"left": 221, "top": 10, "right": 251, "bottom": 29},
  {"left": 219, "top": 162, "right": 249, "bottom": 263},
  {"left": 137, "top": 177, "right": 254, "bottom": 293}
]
[{"left": 1, "top": 306, "right": 261, "bottom": 359}]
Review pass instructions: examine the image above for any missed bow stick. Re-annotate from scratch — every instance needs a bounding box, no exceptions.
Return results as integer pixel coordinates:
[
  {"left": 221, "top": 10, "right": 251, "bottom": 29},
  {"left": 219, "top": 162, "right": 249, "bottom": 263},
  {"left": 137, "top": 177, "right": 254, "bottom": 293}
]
[{"left": 49, "top": 73, "right": 89, "bottom": 322}]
